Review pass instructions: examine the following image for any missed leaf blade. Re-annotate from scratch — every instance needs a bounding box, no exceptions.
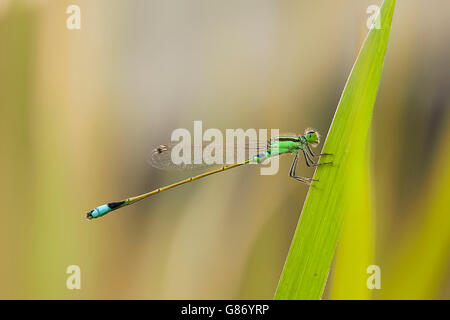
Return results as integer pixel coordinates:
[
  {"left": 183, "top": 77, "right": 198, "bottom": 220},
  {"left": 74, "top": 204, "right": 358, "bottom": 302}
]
[{"left": 275, "top": 0, "right": 396, "bottom": 300}]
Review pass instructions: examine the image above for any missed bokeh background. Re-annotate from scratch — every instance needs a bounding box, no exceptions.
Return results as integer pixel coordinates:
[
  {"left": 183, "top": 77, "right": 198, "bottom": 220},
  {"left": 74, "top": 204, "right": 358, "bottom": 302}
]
[{"left": 1, "top": 0, "right": 449, "bottom": 299}]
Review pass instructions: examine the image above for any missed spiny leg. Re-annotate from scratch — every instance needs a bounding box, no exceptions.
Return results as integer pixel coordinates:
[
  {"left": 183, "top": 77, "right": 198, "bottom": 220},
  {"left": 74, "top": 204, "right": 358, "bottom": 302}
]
[
  {"left": 289, "top": 153, "right": 317, "bottom": 184},
  {"left": 303, "top": 148, "right": 332, "bottom": 167},
  {"left": 306, "top": 144, "right": 332, "bottom": 157},
  {"left": 289, "top": 153, "right": 298, "bottom": 176},
  {"left": 302, "top": 149, "right": 312, "bottom": 167}
]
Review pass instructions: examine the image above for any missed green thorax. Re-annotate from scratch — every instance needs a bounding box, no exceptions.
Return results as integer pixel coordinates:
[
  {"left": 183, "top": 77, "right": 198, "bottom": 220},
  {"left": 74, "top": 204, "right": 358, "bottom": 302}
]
[{"left": 268, "top": 136, "right": 304, "bottom": 156}]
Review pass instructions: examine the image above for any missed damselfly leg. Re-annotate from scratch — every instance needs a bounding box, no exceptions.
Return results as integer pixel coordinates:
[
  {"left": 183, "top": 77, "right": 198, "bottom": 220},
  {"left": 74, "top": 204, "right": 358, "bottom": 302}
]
[
  {"left": 289, "top": 153, "right": 317, "bottom": 184},
  {"left": 306, "top": 144, "right": 333, "bottom": 158}
]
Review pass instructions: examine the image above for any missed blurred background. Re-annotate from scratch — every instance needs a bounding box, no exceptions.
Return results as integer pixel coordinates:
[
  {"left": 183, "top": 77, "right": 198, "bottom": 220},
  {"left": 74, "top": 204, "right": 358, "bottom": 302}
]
[{"left": 1, "top": 0, "right": 449, "bottom": 299}]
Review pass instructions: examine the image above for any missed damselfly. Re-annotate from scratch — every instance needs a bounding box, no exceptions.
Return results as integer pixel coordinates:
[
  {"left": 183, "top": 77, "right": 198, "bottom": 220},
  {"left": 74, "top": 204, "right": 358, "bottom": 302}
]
[{"left": 86, "top": 128, "right": 331, "bottom": 219}]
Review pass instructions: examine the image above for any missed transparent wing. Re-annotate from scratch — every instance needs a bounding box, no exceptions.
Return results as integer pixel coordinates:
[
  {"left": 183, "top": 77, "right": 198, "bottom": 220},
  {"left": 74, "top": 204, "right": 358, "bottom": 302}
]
[{"left": 149, "top": 140, "right": 269, "bottom": 170}]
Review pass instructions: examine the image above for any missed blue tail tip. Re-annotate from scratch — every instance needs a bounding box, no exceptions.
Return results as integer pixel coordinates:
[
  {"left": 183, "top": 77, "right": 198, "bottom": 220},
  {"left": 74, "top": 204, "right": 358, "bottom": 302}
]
[{"left": 86, "top": 210, "right": 95, "bottom": 220}]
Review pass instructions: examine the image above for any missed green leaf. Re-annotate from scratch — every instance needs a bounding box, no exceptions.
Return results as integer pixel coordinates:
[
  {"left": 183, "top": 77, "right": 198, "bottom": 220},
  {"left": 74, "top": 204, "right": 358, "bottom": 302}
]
[
  {"left": 275, "top": 0, "right": 396, "bottom": 299},
  {"left": 328, "top": 140, "right": 374, "bottom": 299}
]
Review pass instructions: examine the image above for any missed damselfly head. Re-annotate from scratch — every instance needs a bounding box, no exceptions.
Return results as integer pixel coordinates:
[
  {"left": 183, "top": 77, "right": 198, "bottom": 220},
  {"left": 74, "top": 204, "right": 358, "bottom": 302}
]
[{"left": 304, "top": 128, "right": 320, "bottom": 146}]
